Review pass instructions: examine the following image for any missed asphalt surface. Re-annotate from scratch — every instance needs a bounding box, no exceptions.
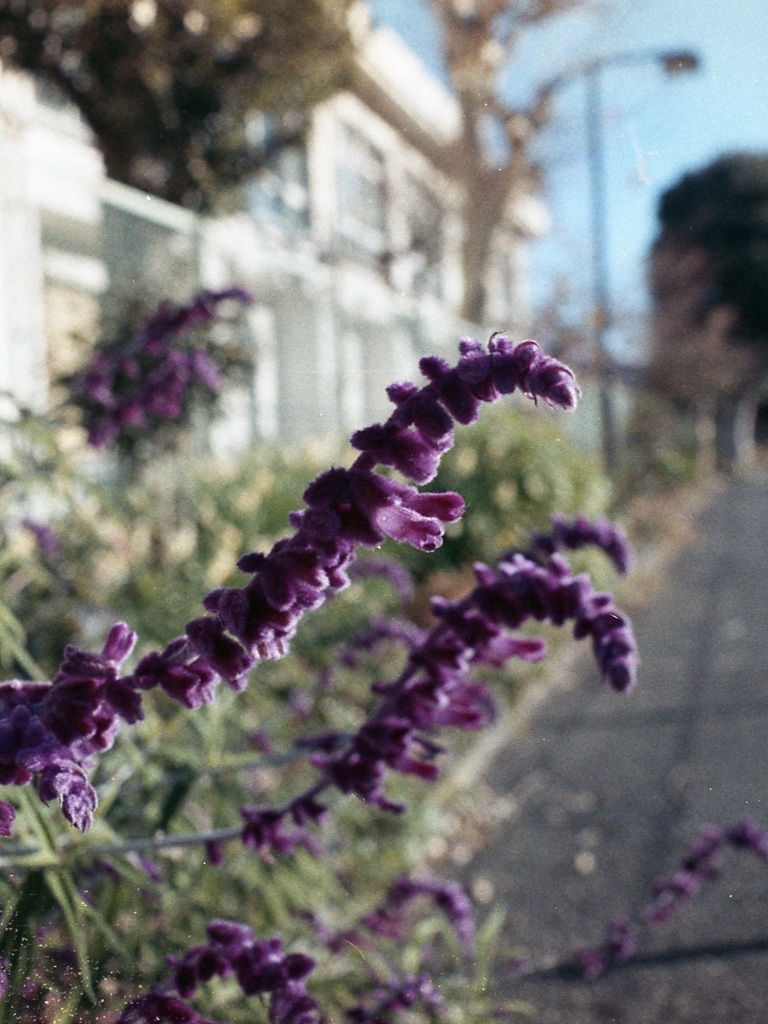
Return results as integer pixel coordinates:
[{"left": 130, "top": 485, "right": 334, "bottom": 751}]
[{"left": 466, "top": 475, "right": 768, "bottom": 1022}]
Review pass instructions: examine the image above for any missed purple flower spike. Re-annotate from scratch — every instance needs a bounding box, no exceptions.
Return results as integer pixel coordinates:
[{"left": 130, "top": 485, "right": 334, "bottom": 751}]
[
  {"left": 176, "top": 336, "right": 577, "bottom": 673},
  {"left": 38, "top": 760, "right": 97, "bottom": 832},
  {"left": 240, "top": 806, "right": 321, "bottom": 861},
  {"left": 526, "top": 515, "right": 633, "bottom": 574},
  {"left": 383, "top": 877, "right": 476, "bottom": 955},
  {"left": 0, "top": 623, "right": 145, "bottom": 832},
  {"left": 470, "top": 553, "right": 638, "bottom": 692},
  {"left": 117, "top": 992, "right": 217, "bottom": 1024},
  {"left": 350, "top": 422, "right": 444, "bottom": 485},
  {"left": 727, "top": 818, "right": 768, "bottom": 858},
  {"left": 346, "top": 972, "right": 445, "bottom": 1023},
  {"left": 0, "top": 800, "right": 15, "bottom": 836},
  {"left": 569, "top": 818, "right": 768, "bottom": 982},
  {"left": 21, "top": 518, "right": 61, "bottom": 558},
  {"left": 77, "top": 286, "right": 252, "bottom": 449},
  {"left": 123, "top": 921, "right": 322, "bottom": 1024}
]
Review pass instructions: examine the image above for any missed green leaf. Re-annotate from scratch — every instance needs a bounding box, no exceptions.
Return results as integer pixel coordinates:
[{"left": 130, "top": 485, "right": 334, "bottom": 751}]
[
  {"left": 0, "top": 602, "right": 45, "bottom": 678},
  {"left": 43, "top": 869, "right": 96, "bottom": 1004},
  {"left": 0, "top": 873, "right": 49, "bottom": 1024}
]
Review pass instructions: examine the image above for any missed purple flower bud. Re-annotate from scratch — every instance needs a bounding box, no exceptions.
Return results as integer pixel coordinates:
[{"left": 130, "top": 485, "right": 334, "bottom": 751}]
[
  {"left": 727, "top": 818, "right": 768, "bottom": 859},
  {"left": 38, "top": 761, "right": 97, "bottom": 832},
  {"left": 240, "top": 807, "right": 317, "bottom": 859},
  {"left": 386, "top": 380, "right": 454, "bottom": 444},
  {"left": 0, "top": 800, "right": 15, "bottom": 836},
  {"left": 132, "top": 648, "right": 220, "bottom": 709},
  {"left": 103, "top": 678, "right": 144, "bottom": 724},
  {"left": 575, "top": 946, "right": 607, "bottom": 980},
  {"left": 21, "top": 519, "right": 61, "bottom": 558},
  {"left": 418, "top": 353, "right": 479, "bottom": 423},
  {"left": 189, "top": 349, "right": 221, "bottom": 390},
  {"left": 184, "top": 617, "right": 254, "bottom": 688},
  {"left": 204, "top": 840, "right": 224, "bottom": 867},
  {"left": 351, "top": 422, "right": 444, "bottom": 484},
  {"left": 604, "top": 916, "right": 636, "bottom": 964},
  {"left": 385, "top": 877, "right": 476, "bottom": 954},
  {"left": 101, "top": 622, "right": 138, "bottom": 665},
  {"left": 117, "top": 992, "right": 214, "bottom": 1023}
]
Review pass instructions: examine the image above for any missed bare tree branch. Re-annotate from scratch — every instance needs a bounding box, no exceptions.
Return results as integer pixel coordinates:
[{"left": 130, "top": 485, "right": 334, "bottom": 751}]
[{"left": 427, "top": 0, "right": 586, "bottom": 322}]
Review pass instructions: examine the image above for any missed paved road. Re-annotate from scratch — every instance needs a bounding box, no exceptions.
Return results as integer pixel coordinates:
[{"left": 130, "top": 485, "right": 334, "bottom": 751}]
[{"left": 466, "top": 475, "right": 768, "bottom": 1023}]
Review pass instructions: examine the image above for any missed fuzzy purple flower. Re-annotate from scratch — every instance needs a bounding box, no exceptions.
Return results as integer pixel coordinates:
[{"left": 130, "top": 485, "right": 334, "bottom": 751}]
[
  {"left": 574, "top": 916, "right": 636, "bottom": 980},
  {"left": 77, "top": 286, "right": 252, "bottom": 449},
  {"left": 240, "top": 803, "right": 324, "bottom": 861},
  {"left": 360, "top": 877, "right": 475, "bottom": 956},
  {"left": 120, "top": 920, "right": 322, "bottom": 1024},
  {"left": 0, "top": 622, "right": 139, "bottom": 831},
  {"left": 177, "top": 336, "right": 578, "bottom": 677},
  {"left": 131, "top": 638, "right": 223, "bottom": 710},
  {"left": 346, "top": 972, "right": 445, "bottom": 1023},
  {"left": 726, "top": 817, "right": 768, "bottom": 859},
  {"left": 21, "top": 518, "right": 61, "bottom": 558},
  {"left": 526, "top": 514, "right": 633, "bottom": 574},
  {"left": 290, "top": 532, "right": 636, "bottom": 821},
  {"left": 0, "top": 800, "right": 14, "bottom": 836},
  {"left": 563, "top": 819, "right": 768, "bottom": 981},
  {"left": 116, "top": 992, "right": 219, "bottom": 1024}
]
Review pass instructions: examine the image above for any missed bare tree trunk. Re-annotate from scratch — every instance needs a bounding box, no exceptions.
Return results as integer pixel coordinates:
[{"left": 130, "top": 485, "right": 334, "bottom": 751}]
[
  {"left": 714, "top": 388, "right": 760, "bottom": 475},
  {"left": 694, "top": 396, "right": 717, "bottom": 477},
  {"left": 428, "top": 0, "right": 575, "bottom": 325},
  {"left": 460, "top": 171, "right": 510, "bottom": 324}
]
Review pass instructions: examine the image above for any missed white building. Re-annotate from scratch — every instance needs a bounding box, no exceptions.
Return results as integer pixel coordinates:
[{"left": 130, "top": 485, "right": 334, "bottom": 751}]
[{"left": 0, "top": 22, "right": 548, "bottom": 449}]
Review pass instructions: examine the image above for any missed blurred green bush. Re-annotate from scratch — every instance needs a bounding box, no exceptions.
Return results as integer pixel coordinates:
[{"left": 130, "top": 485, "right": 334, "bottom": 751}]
[{"left": 617, "top": 390, "right": 700, "bottom": 500}]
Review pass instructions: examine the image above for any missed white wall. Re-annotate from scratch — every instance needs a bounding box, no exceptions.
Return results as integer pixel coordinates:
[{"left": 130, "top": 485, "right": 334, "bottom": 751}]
[{"left": 0, "top": 27, "right": 541, "bottom": 449}]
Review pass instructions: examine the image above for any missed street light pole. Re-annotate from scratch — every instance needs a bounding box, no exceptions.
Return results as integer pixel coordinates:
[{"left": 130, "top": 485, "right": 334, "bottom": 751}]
[
  {"left": 584, "top": 62, "right": 618, "bottom": 472},
  {"left": 537, "top": 49, "right": 700, "bottom": 473}
]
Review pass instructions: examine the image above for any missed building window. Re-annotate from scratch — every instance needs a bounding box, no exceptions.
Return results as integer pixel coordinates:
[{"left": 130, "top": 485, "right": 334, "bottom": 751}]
[
  {"left": 336, "top": 125, "right": 387, "bottom": 257},
  {"left": 404, "top": 175, "right": 444, "bottom": 297},
  {"left": 246, "top": 117, "right": 310, "bottom": 232},
  {"left": 340, "top": 328, "right": 366, "bottom": 428}
]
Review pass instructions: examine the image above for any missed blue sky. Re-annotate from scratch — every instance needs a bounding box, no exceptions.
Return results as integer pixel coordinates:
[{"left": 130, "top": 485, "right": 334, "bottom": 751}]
[{"left": 368, "top": 0, "right": 768, "bottom": 359}]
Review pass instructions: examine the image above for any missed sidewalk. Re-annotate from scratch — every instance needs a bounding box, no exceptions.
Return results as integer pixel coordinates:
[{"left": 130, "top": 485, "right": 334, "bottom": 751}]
[{"left": 466, "top": 475, "right": 768, "bottom": 1023}]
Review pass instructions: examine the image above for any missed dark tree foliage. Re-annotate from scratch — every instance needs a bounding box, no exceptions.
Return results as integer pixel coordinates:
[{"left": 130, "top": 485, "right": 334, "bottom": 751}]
[
  {"left": 0, "top": 0, "right": 354, "bottom": 210},
  {"left": 653, "top": 153, "right": 768, "bottom": 345}
]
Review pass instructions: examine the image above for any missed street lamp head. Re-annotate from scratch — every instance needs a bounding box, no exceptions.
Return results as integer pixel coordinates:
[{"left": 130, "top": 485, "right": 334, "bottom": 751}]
[{"left": 660, "top": 50, "right": 701, "bottom": 75}]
